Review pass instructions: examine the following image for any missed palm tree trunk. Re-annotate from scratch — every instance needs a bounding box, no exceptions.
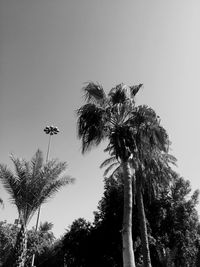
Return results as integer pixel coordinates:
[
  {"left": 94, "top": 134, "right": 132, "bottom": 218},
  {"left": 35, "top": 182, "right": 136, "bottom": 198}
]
[
  {"left": 13, "top": 224, "right": 27, "bottom": 267},
  {"left": 122, "top": 161, "right": 136, "bottom": 267},
  {"left": 136, "top": 182, "right": 152, "bottom": 267}
]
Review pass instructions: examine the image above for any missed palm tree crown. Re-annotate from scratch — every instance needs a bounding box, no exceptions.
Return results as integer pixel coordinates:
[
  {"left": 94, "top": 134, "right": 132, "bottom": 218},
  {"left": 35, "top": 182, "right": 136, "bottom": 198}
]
[
  {"left": 77, "top": 82, "right": 168, "bottom": 160},
  {"left": 0, "top": 149, "right": 74, "bottom": 227}
]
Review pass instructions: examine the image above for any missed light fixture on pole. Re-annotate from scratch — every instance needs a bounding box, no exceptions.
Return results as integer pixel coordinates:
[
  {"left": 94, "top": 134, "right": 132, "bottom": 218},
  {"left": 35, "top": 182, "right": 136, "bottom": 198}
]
[
  {"left": 31, "top": 125, "right": 59, "bottom": 267},
  {"left": 44, "top": 126, "right": 59, "bottom": 162}
]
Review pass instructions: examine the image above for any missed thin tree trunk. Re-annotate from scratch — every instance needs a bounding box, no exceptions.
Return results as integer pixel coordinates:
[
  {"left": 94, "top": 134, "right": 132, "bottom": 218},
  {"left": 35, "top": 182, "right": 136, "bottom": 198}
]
[
  {"left": 122, "top": 161, "right": 136, "bottom": 267},
  {"left": 13, "top": 224, "right": 27, "bottom": 267},
  {"left": 136, "top": 182, "right": 152, "bottom": 267}
]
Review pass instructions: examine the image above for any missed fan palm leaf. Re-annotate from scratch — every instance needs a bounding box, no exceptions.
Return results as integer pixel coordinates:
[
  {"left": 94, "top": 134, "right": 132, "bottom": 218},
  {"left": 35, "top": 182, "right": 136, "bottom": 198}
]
[
  {"left": 83, "top": 82, "right": 107, "bottom": 105},
  {"left": 77, "top": 103, "right": 108, "bottom": 153},
  {"left": 129, "top": 84, "right": 143, "bottom": 97}
]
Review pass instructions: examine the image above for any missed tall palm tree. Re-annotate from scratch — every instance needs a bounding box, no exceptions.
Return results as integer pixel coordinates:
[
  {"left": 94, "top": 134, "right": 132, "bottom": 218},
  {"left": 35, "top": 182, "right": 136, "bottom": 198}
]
[
  {"left": 0, "top": 149, "right": 74, "bottom": 267},
  {"left": 77, "top": 82, "right": 140, "bottom": 267},
  {"left": 134, "top": 152, "right": 176, "bottom": 267},
  {"left": 101, "top": 148, "right": 176, "bottom": 267},
  {"left": 128, "top": 106, "right": 175, "bottom": 267},
  {"left": 77, "top": 82, "right": 168, "bottom": 267}
]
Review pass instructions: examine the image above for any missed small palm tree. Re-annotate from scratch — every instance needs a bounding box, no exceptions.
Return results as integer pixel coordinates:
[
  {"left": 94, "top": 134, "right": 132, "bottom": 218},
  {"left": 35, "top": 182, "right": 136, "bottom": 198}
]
[
  {"left": 77, "top": 82, "right": 170, "bottom": 267},
  {"left": 0, "top": 149, "right": 74, "bottom": 267},
  {"left": 39, "top": 221, "right": 54, "bottom": 233}
]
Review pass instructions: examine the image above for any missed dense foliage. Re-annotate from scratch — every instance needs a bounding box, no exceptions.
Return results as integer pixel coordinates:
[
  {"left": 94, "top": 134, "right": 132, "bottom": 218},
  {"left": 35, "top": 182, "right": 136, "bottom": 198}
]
[
  {"left": 0, "top": 221, "right": 18, "bottom": 266},
  {"left": 146, "top": 177, "right": 200, "bottom": 267},
  {"left": 1, "top": 154, "right": 199, "bottom": 266},
  {"left": 11, "top": 172, "right": 199, "bottom": 267},
  {"left": 60, "top": 174, "right": 200, "bottom": 267},
  {"left": 2, "top": 172, "right": 199, "bottom": 267},
  {"left": 0, "top": 221, "right": 56, "bottom": 267}
]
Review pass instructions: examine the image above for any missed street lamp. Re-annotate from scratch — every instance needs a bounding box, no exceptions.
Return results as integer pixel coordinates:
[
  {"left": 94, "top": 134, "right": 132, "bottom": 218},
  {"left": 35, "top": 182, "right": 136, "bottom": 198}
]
[
  {"left": 44, "top": 126, "right": 59, "bottom": 162},
  {"left": 31, "top": 125, "right": 59, "bottom": 267}
]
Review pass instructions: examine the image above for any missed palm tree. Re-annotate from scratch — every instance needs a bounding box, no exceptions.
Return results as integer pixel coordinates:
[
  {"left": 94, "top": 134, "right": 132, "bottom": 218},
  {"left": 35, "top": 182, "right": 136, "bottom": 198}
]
[
  {"left": 39, "top": 221, "right": 54, "bottom": 234},
  {"left": 77, "top": 82, "right": 170, "bottom": 267},
  {"left": 0, "top": 149, "right": 74, "bottom": 267},
  {"left": 101, "top": 148, "right": 176, "bottom": 267},
  {"left": 128, "top": 106, "right": 175, "bottom": 267},
  {"left": 134, "top": 152, "right": 176, "bottom": 267}
]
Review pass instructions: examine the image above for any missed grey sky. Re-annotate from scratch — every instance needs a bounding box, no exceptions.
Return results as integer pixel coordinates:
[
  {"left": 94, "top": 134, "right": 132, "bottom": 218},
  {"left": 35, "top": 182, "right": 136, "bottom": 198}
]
[{"left": 1, "top": 0, "right": 200, "bottom": 237}]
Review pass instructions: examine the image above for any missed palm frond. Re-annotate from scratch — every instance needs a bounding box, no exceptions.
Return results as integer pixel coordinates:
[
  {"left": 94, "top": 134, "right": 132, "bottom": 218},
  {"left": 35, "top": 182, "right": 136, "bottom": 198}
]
[
  {"left": 10, "top": 155, "right": 27, "bottom": 181},
  {"left": 163, "top": 153, "right": 177, "bottom": 166},
  {"left": 44, "top": 160, "right": 68, "bottom": 181},
  {"left": 129, "top": 105, "right": 170, "bottom": 156},
  {"left": 31, "top": 149, "right": 44, "bottom": 177},
  {"left": 109, "top": 83, "right": 141, "bottom": 105},
  {"left": 100, "top": 153, "right": 123, "bottom": 179},
  {"left": 138, "top": 149, "right": 177, "bottom": 199},
  {"left": 100, "top": 156, "right": 118, "bottom": 169},
  {"left": 23, "top": 160, "right": 70, "bottom": 205},
  {"left": 0, "top": 164, "right": 19, "bottom": 206},
  {"left": 77, "top": 103, "right": 107, "bottom": 153},
  {"left": 129, "top": 84, "right": 143, "bottom": 97},
  {"left": 103, "top": 162, "right": 120, "bottom": 177},
  {"left": 36, "top": 175, "right": 74, "bottom": 206},
  {"left": 83, "top": 82, "right": 106, "bottom": 105},
  {"left": 109, "top": 84, "right": 131, "bottom": 104},
  {"left": 39, "top": 221, "right": 54, "bottom": 232}
]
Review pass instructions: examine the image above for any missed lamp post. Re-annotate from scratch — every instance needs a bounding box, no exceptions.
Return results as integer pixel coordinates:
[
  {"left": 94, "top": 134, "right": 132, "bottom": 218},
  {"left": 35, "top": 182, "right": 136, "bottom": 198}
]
[
  {"left": 31, "top": 125, "right": 59, "bottom": 267},
  {"left": 44, "top": 126, "right": 60, "bottom": 162}
]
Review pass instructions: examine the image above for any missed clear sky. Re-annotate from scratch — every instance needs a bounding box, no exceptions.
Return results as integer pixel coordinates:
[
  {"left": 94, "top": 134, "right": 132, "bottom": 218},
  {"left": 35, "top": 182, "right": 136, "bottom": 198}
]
[{"left": 1, "top": 0, "right": 200, "bottom": 238}]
